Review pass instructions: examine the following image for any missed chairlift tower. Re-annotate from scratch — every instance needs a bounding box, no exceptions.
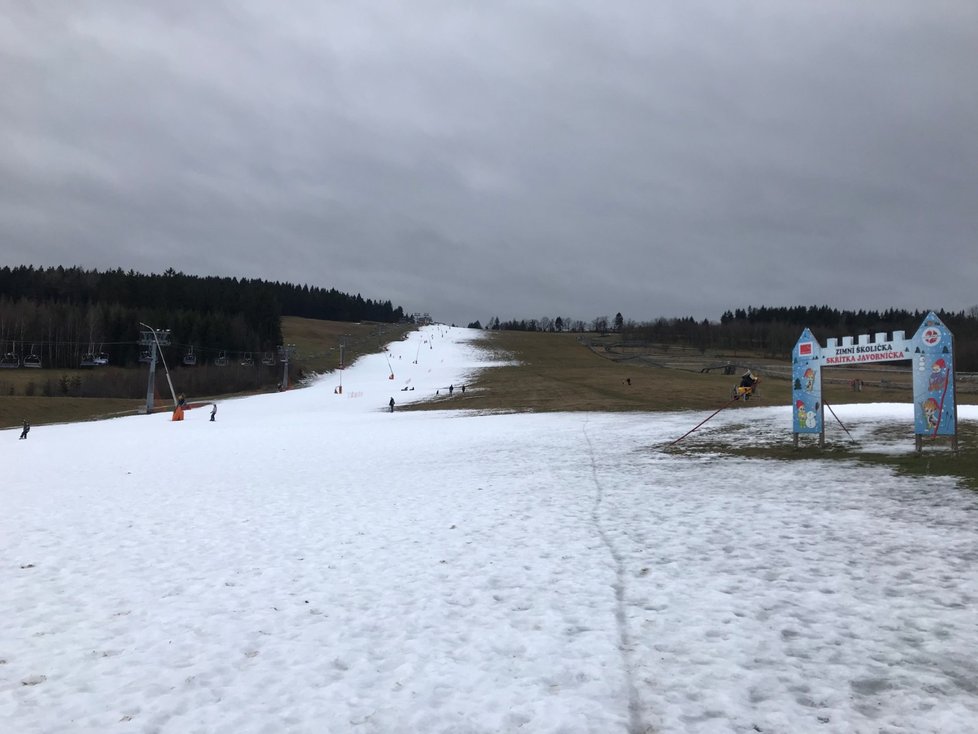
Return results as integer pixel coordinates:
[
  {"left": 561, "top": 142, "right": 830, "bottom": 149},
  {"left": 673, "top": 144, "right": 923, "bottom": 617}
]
[
  {"left": 139, "top": 324, "right": 174, "bottom": 413},
  {"left": 277, "top": 343, "right": 296, "bottom": 390},
  {"left": 339, "top": 335, "right": 350, "bottom": 391}
]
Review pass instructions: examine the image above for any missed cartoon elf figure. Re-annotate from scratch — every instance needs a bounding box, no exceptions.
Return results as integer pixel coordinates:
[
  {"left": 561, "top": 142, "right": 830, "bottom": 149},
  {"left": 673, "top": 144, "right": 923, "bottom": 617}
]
[
  {"left": 796, "top": 400, "right": 807, "bottom": 426},
  {"left": 928, "top": 358, "right": 949, "bottom": 393},
  {"left": 921, "top": 397, "right": 941, "bottom": 430},
  {"left": 803, "top": 367, "right": 817, "bottom": 392}
]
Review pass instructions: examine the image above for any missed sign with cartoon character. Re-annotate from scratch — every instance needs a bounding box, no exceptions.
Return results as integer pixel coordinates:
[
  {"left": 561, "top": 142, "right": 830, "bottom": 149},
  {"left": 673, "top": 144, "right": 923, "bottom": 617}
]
[
  {"left": 911, "top": 313, "right": 956, "bottom": 437},
  {"left": 792, "top": 328, "right": 823, "bottom": 434},
  {"left": 792, "top": 311, "right": 956, "bottom": 447}
]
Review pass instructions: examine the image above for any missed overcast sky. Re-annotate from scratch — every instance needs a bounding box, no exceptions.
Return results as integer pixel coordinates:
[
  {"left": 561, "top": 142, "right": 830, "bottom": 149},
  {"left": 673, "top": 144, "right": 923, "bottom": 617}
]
[{"left": 3, "top": 1, "right": 976, "bottom": 326}]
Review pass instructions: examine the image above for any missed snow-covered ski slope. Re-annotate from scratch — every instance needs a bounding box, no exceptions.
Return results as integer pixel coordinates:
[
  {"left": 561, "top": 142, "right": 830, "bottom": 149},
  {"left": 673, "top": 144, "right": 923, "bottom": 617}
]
[{"left": 4, "top": 326, "right": 978, "bottom": 733}]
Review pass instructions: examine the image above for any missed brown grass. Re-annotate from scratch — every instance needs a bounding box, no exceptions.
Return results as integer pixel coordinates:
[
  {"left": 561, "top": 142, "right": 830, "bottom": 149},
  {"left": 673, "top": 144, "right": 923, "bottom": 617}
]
[
  {"left": 5, "top": 323, "right": 975, "bottom": 488},
  {"left": 1, "top": 396, "right": 143, "bottom": 428},
  {"left": 3, "top": 322, "right": 971, "bottom": 433},
  {"left": 403, "top": 330, "right": 915, "bottom": 414},
  {"left": 282, "top": 317, "right": 413, "bottom": 375}
]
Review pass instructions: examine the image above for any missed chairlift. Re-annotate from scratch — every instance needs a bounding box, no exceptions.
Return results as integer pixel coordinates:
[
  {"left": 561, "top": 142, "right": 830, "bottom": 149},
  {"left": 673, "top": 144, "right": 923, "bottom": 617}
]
[
  {"left": 214, "top": 350, "right": 228, "bottom": 367},
  {"left": 261, "top": 351, "right": 276, "bottom": 366},
  {"left": 183, "top": 346, "right": 197, "bottom": 366},
  {"left": 80, "top": 352, "right": 97, "bottom": 368},
  {"left": 93, "top": 348, "right": 110, "bottom": 366},
  {"left": 138, "top": 349, "right": 153, "bottom": 364},
  {"left": 240, "top": 352, "right": 254, "bottom": 367},
  {"left": 0, "top": 351, "right": 19, "bottom": 369},
  {"left": 23, "top": 346, "right": 41, "bottom": 369}
]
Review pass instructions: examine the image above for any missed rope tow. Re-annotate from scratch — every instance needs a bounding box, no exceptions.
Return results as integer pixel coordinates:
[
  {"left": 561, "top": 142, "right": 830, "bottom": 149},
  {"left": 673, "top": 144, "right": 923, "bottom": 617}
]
[{"left": 668, "top": 397, "right": 739, "bottom": 446}]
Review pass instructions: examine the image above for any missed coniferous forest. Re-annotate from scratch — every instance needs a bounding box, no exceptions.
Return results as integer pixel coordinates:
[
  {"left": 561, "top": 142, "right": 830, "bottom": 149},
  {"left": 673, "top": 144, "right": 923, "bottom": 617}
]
[
  {"left": 484, "top": 305, "right": 978, "bottom": 372},
  {"left": 0, "top": 265, "right": 405, "bottom": 371},
  {"left": 620, "top": 306, "right": 978, "bottom": 371},
  {"left": 2, "top": 265, "right": 976, "bottom": 393},
  {"left": 0, "top": 266, "right": 408, "bottom": 400}
]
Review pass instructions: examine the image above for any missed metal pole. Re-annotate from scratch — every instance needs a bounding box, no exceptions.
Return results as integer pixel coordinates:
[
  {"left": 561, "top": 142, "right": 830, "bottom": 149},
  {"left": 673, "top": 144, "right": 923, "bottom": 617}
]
[
  {"left": 283, "top": 344, "right": 294, "bottom": 389},
  {"left": 140, "top": 323, "right": 177, "bottom": 409},
  {"left": 824, "top": 400, "right": 856, "bottom": 443},
  {"left": 157, "top": 345, "right": 178, "bottom": 406},
  {"left": 277, "top": 344, "right": 295, "bottom": 391},
  {"left": 145, "top": 344, "right": 157, "bottom": 413}
]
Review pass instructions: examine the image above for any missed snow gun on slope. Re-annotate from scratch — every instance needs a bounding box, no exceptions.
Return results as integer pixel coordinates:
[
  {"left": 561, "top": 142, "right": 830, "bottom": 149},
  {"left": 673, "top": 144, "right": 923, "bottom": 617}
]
[{"left": 170, "top": 394, "right": 218, "bottom": 422}]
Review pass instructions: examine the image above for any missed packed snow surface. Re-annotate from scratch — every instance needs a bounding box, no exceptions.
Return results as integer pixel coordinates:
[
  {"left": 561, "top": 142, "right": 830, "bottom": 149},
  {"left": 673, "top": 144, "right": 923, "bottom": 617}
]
[{"left": 4, "top": 326, "right": 978, "bottom": 733}]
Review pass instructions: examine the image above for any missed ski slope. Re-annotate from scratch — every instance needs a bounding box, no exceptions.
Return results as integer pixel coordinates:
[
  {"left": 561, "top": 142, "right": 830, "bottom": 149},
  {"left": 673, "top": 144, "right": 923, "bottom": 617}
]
[{"left": 4, "top": 326, "right": 978, "bottom": 733}]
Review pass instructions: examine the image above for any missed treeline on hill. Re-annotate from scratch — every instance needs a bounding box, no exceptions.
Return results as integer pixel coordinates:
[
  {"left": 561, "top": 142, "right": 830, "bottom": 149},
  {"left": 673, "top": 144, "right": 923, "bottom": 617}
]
[
  {"left": 474, "top": 306, "right": 978, "bottom": 371},
  {"left": 0, "top": 265, "right": 405, "bottom": 398}
]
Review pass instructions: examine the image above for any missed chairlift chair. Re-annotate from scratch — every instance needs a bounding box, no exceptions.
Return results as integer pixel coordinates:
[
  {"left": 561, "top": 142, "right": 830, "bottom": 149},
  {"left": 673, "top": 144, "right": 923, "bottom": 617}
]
[
  {"left": 214, "top": 350, "right": 228, "bottom": 367},
  {"left": 262, "top": 351, "right": 275, "bottom": 366},
  {"left": 94, "top": 350, "right": 109, "bottom": 366},
  {"left": 80, "top": 352, "right": 97, "bottom": 368},
  {"left": 0, "top": 351, "right": 19, "bottom": 369},
  {"left": 240, "top": 352, "right": 254, "bottom": 367},
  {"left": 183, "top": 346, "right": 197, "bottom": 366},
  {"left": 23, "top": 347, "right": 41, "bottom": 368},
  {"left": 138, "top": 349, "right": 153, "bottom": 364}
]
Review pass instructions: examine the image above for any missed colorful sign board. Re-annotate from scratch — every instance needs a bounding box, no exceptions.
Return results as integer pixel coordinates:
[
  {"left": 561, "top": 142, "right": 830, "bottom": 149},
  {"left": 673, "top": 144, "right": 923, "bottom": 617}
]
[
  {"left": 819, "top": 339, "right": 912, "bottom": 365},
  {"left": 792, "top": 328, "right": 823, "bottom": 434},
  {"left": 792, "top": 312, "right": 956, "bottom": 442},
  {"left": 911, "top": 314, "right": 956, "bottom": 436}
]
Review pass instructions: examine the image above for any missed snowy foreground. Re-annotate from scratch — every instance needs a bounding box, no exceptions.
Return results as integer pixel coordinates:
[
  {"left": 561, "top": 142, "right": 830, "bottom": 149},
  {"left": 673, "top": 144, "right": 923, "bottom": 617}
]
[{"left": 4, "top": 326, "right": 978, "bottom": 734}]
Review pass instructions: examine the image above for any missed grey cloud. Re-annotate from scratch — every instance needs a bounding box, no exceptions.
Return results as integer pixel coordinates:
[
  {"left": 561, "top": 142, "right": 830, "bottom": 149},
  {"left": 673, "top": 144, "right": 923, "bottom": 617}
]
[{"left": 2, "top": 1, "right": 976, "bottom": 325}]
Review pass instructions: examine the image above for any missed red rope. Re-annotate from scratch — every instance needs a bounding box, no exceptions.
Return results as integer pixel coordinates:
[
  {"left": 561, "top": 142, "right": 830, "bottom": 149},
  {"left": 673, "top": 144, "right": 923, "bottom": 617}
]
[{"left": 669, "top": 397, "right": 738, "bottom": 446}]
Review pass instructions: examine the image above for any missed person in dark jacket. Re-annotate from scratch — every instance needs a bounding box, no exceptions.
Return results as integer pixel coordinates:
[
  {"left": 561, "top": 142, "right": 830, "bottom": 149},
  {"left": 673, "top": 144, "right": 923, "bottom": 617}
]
[
  {"left": 19, "top": 420, "right": 30, "bottom": 439},
  {"left": 389, "top": 397, "right": 395, "bottom": 413}
]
